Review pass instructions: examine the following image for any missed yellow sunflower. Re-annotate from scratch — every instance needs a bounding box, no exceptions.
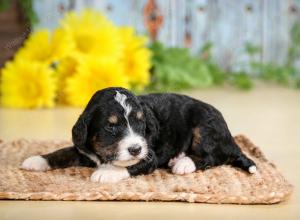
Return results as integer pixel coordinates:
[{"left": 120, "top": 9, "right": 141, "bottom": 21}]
[
  {"left": 65, "top": 57, "right": 130, "bottom": 107},
  {"left": 15, "top": 29, "right": 73, "bottom": 64},
  {"left": 59, "top": 9, "right": 123, "bottom": 60},
  {"left": 1, "top": 60, "right": 56, "bottom": 108},
  {"left": 56, "top": 55, "right": 79, "bottom": 104},
  {"left": 119, "top": 27, "right": 152, "bottom": 89}
]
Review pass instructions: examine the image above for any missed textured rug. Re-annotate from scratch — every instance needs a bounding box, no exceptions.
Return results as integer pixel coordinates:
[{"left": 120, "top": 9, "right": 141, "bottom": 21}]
[{"left": 0, "top": 135, "right": 293, "bottom": 204}]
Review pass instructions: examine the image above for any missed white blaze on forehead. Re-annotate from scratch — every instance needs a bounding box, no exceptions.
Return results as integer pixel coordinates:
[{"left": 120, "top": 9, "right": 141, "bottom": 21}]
[
  {"left": 114, "top": 91, "right": 132, "bottom": 117},
  {"left": 114, "top": 91, "right": 148, "bottom": 161}
]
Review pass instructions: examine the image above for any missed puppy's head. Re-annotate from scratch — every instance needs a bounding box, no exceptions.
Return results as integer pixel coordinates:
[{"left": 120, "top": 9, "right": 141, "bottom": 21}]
[{"left": 72, "top": 87, "right": 148, "bottom": 166}]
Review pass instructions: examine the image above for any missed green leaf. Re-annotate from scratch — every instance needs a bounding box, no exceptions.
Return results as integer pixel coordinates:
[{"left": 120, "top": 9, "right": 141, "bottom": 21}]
[
  {"left": 149, "top": 42, "right": 213, "bottom": 91},
  {"left": 231, "top": 73, "right": 253, "bottom": 90},
  {"left": 0, "top": 0, "right": 10, "bottom": 11},
  {"left": 17, "top": 0, "right": 38, "bottom": 25}
]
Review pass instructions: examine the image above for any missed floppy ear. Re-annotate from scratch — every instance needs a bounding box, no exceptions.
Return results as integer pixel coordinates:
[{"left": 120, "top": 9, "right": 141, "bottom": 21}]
[
  {"left": 72, "top": 115, "right": 88, "bottom": 147},
  {"left": 140, "top": 102, "right": 159, "bottom": 146},
  {"left": 71, "top": 112, "right": 102, "bottom": 166},
  {"left": 72, "top": 90, "right": 103, "bottom": 147}
]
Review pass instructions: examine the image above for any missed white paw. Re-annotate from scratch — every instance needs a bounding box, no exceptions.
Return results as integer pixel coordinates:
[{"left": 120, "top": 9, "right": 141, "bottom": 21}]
[
  {"left": 168, "top": 152, "right": 185, "bottom": 167},
  {"left": 20, "top": 155, "right": 50, "bottom": 171},
  {"left": 172, "top": 156, "right": 196, "bottom": 175},
  {"left": 90, "top": 164, "right": 130, "bottom": 183},
  {"left": 249, "top": 165, "right": 257, "bottom": 174}
]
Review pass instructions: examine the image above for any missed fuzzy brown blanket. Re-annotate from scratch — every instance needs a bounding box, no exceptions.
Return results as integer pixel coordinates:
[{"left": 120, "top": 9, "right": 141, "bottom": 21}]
[{"left": 0, "top": 135, "right": 293, "bottom": 204}]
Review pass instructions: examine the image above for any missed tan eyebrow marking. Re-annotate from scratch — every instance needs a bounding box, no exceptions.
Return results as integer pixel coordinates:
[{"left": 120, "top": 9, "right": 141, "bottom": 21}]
[
  {"left": 192, "top": 127, "right": 201, "bottom": 151},
  {"left": 137, "top": 111, "right": 143, "bottom": 119},
  {"left": 108, "top": 115, "right": 118, "bottom": 124}
]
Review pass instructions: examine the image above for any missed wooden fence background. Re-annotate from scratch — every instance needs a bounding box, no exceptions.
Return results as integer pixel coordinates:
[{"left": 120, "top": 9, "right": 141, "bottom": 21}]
[{"left": 34, "top": 0, "right": 300, "bottom": 71}]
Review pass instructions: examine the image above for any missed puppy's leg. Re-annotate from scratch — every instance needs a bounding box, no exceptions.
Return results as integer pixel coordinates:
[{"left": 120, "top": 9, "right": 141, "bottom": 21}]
[
  {"left": 21, "top": 146, "right": 96, "bottom": 171},
  {"left": 231, "top": 153, "right": 257, "bottom": 173},
  {"left": 189, "top": 155, "right": 216, "bottom": 170},
  {"left": 91, "top": 150, "right": 157, "bottom": 183},
  {"left": 127, "top": 149, "right": 158, "bottom": 176},
  {"left": 190, "top": 112, "right": 257, "bottom": 174},
  {"left": 191, "top": 140, "right": 256, "bottom": 173},
  {"left": 91, "top": 164, "right": 130, "bottom": 183}
]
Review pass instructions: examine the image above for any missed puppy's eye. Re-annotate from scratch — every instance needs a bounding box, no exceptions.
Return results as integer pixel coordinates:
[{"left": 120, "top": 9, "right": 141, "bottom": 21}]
[
  {"left": 105, "top": 124, "right": 115, "bottom": 131},
  {"left": 104, "top": 124, "right": 117, "bottom": 136}
]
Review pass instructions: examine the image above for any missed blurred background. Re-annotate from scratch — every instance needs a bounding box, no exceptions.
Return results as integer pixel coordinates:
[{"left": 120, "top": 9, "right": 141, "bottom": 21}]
[
  {"left": 1, "top": 0, "right": 300, "bottom": 97},
  {"left": 0, "top": 0, "right": 299, "bottom": 150},
  {"left": 0, "top": 0, "right": 300, "bottom": 217},
  {"left": 0, "top": 0, "right": 299, "bottom": 143}
]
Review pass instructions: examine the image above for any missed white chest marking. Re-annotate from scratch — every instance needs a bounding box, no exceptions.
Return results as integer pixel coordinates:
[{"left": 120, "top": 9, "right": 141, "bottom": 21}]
[{"left": 77, "top": 148, "right": 101, "bottom": 167}]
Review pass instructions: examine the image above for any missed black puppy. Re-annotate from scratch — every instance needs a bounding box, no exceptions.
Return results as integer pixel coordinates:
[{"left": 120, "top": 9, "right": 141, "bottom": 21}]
[{"left": 21, "top": 87, "right": 256, "bottom": 183}]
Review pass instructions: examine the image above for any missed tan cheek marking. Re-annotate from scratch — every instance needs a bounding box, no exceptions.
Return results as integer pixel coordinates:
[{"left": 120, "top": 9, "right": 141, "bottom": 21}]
[
  {"left": 137, "top": 111, "right": 143, "bottom": 119},
  {"left": 91, "top": 136, "right": 118, "bottom": 159},
  {"left": 192, "top": 127, "right": 201, "bottom": 150},
  {"left": 91, "top": 135, "right": 101, "bottom": 149},
  {"left": 108, "top": 115, "right": 118, "bottom": 124}
]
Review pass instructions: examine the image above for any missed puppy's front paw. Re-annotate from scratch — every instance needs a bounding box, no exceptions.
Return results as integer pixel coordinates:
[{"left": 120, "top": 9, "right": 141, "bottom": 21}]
[
  {"left": 90, "top": 164, "right": 130, "bottom": 183},
  {"left": 172, "top": 156, "right": 196, "bottom": 175},
  {"left": 168, "top": 152, "right": 185, "bottom": 167},
  {"left": 20, "top": 155, "right": 50, "bottom": 171}
]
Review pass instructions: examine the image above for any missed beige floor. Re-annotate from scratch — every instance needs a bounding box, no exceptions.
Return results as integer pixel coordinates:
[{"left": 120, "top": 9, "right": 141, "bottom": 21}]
[{"left": 0, "top": 84, "right": 299, "bottom": 220}]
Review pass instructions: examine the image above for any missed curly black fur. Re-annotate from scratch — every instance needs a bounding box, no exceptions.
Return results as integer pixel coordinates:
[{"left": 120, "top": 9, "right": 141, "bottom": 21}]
[{"left": 41, "top": 87, "right": 256, "bottom": 176}]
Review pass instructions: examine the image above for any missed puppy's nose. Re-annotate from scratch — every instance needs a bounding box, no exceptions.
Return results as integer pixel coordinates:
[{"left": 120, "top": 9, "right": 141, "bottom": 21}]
[{"left": 128, "top": 145, "right": 142, "bottom": 156}]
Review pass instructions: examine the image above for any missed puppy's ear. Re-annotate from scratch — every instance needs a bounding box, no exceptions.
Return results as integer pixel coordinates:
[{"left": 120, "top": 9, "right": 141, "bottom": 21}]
[
  {"left": 72, "top": 115, "right": 88, "bottom": 147},
  {"left": 140, "top": 102, "right": 159, "bottom": 145},
  {"left": 72, "top": 91, "right": 101, "bottom": 147},
  {"left": 72, "top": 88, "right": 108, "bottom": 148}
]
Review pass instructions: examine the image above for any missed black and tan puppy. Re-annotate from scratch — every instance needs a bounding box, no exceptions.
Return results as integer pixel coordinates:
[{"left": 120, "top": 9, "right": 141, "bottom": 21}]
[{"left": 21, "top": 87, "right": 256, "bottom": 183}]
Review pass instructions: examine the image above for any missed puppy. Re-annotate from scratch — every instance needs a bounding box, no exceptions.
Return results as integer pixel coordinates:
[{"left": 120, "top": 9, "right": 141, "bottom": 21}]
[{"left": 21, "top": 87, "right": 256, "bottom": 183}]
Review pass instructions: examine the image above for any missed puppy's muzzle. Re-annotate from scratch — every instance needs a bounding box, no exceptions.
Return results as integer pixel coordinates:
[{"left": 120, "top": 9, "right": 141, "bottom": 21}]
[{"left": 128, "top": 144, "right": 142, "bottom": 156}]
